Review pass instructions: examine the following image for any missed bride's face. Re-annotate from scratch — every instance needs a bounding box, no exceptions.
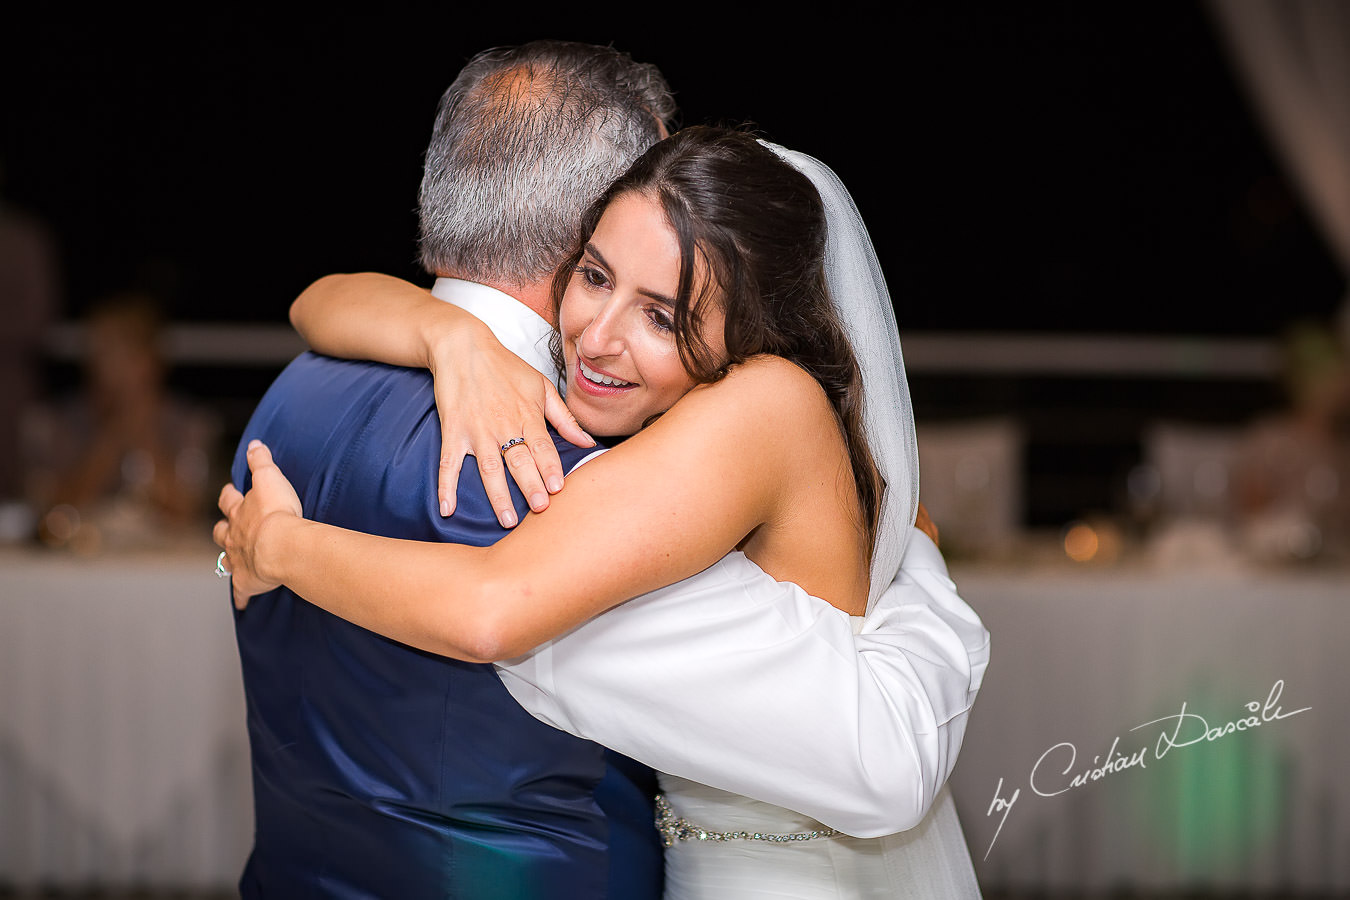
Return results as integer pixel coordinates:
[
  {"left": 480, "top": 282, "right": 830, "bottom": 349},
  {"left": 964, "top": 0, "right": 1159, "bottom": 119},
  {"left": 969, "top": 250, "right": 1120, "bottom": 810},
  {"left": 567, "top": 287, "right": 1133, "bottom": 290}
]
[{"left": 559, "top": 191, "right": 727, "bottom": 437}]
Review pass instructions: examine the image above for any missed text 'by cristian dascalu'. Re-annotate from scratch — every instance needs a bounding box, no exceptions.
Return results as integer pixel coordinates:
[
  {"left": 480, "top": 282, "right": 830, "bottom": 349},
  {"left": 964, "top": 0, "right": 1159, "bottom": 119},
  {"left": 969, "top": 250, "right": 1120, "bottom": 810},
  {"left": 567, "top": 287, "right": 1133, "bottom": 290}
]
[{"left": 981, "top": 679, "right": 1310, "bottom": 860}]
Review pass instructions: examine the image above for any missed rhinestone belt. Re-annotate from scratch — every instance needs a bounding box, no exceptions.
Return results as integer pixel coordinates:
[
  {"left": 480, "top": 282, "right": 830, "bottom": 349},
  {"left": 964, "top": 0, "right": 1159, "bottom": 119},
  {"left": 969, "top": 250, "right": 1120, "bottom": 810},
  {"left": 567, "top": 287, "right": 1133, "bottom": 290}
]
[{"left": 655, "top": 794, "right": 841, "bottom": 848}]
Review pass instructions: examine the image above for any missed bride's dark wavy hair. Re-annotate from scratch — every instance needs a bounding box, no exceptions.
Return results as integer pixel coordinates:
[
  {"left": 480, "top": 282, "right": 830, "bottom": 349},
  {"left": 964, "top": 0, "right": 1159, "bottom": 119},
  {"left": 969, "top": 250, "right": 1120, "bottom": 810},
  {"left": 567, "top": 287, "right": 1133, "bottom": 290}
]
[{"left": 550, "top": 125, "right": 882, "bottom": 552}]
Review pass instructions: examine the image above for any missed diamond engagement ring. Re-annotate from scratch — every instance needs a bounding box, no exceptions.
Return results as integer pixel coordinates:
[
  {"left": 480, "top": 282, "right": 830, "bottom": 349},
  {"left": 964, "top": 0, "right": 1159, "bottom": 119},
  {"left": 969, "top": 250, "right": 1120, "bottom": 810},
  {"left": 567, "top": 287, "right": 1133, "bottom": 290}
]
[
  {"left": 500, "top": 437, "right": 527, "bottom": 454},
  {"left": 215, "top": 550, "right": 231, "bottom": 578}
]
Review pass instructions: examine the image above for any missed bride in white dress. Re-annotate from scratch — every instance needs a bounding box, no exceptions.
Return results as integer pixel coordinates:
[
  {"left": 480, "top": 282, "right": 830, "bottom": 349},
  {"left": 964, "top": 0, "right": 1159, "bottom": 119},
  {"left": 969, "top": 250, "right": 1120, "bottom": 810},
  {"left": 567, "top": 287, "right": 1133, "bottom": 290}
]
[{"left": 217, "top": 126, "right": 982, "bottom": 898}]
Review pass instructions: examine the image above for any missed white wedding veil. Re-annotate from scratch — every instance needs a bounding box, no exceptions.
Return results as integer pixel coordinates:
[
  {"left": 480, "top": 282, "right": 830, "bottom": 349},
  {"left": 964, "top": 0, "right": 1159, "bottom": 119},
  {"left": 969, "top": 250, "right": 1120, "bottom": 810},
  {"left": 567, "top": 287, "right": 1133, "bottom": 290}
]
[{"left": 765, "top": 144, "right": 920, "bottom": 612}]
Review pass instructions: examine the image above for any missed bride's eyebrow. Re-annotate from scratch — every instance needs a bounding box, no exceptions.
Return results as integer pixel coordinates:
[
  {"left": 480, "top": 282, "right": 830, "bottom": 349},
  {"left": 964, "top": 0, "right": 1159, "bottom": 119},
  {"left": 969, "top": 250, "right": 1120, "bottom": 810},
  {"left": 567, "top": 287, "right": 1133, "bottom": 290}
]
[
  {"left": 585, "top": 243, "right": 677, "bottom": 307},
  {"left": 582, "top": 242, "right": 607, "bottom": 268}
]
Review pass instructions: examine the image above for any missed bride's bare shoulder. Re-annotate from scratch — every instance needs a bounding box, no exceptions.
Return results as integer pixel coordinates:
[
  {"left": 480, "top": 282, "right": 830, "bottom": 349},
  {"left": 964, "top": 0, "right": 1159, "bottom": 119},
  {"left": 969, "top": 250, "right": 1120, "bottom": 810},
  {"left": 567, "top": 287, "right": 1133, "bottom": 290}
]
[
  {"left": 678, "top": 355, "right": 836, "bottom": 431},
  {"left": 709, "top": 354, "right": 828, "bottom": 397}
]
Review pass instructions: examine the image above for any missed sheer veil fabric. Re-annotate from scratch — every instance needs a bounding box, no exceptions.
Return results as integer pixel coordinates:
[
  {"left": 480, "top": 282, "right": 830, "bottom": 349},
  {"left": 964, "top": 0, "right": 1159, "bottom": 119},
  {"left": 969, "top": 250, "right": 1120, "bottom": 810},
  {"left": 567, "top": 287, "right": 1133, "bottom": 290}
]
[{"left": 764, "top": 143, "right": 920, "bottom": 613}]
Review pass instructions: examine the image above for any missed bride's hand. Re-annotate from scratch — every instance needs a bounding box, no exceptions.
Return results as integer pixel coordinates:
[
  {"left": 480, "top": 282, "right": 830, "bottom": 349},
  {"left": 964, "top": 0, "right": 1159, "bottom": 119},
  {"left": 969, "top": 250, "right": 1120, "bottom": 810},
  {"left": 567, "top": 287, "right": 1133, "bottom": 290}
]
[
  {"left": 213, "top": 440, "right": 303, "bottom": 610},
  {"left": 427, "top": 321, "right": 593, "bottom": 528},
  {"left": 291, "top": 273, "right": 594, "bottom": 529}
]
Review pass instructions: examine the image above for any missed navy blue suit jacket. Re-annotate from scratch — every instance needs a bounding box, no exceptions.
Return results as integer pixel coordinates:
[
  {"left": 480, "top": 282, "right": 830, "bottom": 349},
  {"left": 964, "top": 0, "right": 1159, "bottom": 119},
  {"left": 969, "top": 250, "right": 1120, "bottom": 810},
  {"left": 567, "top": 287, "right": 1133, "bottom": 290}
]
[{"left": 231, "top": 352, "right": 662, "bottom": 899}]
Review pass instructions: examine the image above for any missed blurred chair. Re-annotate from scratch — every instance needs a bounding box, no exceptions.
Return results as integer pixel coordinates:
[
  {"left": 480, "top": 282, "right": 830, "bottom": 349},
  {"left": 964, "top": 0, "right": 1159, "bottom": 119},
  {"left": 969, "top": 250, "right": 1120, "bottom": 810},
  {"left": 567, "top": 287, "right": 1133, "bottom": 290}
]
[
  {"left": 21, "top": 292, "right": 221, "bottom": 552},
  {"left": 1142, "top": 421, "right": 1245, "bottom": 522},
  {"left": 1136, "top": 422, "right": 1251, "bottom": 569},
  {"left": 916, "top": 418, "right": 1023, "bottom": 557}
]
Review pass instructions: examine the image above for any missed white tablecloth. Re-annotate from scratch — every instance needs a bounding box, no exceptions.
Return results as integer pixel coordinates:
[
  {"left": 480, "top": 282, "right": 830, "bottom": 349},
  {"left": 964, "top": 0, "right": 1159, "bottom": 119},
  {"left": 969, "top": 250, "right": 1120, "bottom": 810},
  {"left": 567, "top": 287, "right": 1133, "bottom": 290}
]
[
  {"left": 0, "top": 547, "right": 252, "bottom": 888},
  {"left": 6, "top": 544, "right": 1347, "bottom": 893},
  {"left": 947, "top": 559, "right": 1349, "bottom": 893}
]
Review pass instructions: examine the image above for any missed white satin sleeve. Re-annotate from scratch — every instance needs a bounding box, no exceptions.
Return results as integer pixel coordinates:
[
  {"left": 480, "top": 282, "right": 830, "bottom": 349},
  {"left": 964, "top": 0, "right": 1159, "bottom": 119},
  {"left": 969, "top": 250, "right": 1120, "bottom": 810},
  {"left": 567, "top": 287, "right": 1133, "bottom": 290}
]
[{"left": 494, "top": 529, "right": 989, "bottom": 838}]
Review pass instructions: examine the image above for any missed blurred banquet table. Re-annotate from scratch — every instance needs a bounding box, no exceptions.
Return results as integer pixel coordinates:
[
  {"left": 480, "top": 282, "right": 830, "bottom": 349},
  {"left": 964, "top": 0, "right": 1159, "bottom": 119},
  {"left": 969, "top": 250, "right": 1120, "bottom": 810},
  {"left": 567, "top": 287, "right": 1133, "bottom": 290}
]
[
  {"left": 0, "top": 545, "right": 252, "bottom": 890},
  {"left": 946, "top": 556, "right": 1349, "bottom": 895}
]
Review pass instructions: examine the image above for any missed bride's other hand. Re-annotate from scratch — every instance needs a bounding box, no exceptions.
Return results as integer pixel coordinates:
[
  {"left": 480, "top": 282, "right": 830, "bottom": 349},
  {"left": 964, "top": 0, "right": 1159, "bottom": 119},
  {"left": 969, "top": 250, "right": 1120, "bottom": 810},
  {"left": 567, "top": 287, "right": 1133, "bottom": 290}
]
[
  {"left": 213, "top": 441, "right": 302, "bottom": 610},
  {"left": 426, "top": 318, "right": 593, "bottom": 528},
  {"left": 290, "top": 273, "right": 594, "bottom": 528}
]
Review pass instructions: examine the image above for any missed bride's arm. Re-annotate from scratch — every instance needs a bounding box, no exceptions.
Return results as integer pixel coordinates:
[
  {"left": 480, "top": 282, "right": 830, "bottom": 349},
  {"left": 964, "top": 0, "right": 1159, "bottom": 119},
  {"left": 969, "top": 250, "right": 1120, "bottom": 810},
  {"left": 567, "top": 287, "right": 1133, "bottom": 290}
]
[
  {"left": 289, "top": 273, "right": 592, "bottom": 524},
  {"left": 292, "top": 273, "right": 471, "bottom": 367},
  {"left": 219, "top": 356, "right": 821, "bottom": 662}
]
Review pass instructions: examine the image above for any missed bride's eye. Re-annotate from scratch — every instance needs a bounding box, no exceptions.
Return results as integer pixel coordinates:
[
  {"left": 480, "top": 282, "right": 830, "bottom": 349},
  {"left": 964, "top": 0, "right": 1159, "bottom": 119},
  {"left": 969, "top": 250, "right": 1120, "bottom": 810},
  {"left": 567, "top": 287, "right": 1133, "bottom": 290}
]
[
  {"left": 575, "top": 264, "right": 610, "bottom": 290},
  {"left": 646, "top": 306, "right": 674, "bottom": 335}
]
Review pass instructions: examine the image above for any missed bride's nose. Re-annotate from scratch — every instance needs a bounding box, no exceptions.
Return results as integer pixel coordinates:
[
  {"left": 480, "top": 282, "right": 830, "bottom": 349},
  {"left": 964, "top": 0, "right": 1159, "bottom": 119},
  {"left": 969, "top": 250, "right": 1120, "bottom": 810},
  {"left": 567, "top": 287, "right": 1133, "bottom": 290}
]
[{"left": 578, "top": 300, "right": 625, "bottom": 359}]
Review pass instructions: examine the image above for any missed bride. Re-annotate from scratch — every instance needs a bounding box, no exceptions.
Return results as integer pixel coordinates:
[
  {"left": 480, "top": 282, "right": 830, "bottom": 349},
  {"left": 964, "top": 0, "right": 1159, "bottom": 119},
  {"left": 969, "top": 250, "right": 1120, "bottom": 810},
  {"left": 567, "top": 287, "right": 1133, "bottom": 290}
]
[{"left": 217, "top": 126, "right": 981, "bottom": 898}]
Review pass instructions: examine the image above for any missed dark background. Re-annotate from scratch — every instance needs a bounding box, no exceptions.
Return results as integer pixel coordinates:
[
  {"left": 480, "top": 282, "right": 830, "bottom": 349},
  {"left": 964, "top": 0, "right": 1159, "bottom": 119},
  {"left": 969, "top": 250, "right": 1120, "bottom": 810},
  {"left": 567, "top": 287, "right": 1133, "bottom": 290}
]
[
  {"left": 3, "top": 4, "right": 1342, "bottom": 329},
  {"left": 3, "top": 4, "right": 1346, "bottom": 525}
]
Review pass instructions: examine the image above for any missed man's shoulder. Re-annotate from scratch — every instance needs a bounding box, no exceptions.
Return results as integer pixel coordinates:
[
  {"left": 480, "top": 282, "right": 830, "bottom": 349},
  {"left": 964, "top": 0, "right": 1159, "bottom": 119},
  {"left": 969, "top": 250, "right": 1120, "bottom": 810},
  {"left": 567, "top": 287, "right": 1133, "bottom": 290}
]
[
  {"left": 276, "top": 350, "right": 429, "bottom": 384},
  {"left": 237, "top": 353, "right": 435, "bottom": 491},
  {"left": 257, "top": 352, "right": 433, "bottom": 420}
]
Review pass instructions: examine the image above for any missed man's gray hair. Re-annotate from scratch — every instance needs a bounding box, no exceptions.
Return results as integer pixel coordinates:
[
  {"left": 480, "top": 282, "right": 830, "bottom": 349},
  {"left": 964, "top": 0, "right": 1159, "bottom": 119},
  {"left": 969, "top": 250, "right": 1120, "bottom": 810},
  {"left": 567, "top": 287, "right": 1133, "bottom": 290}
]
[{"left": 418, "top": 41, "right": 676, "bottom": 286}]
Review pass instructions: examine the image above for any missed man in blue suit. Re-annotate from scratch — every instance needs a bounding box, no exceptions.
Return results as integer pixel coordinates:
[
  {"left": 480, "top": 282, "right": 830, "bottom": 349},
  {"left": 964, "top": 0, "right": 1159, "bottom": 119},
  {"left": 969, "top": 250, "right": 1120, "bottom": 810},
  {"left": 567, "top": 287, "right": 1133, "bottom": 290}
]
[
  {"left": 230, "top": 39, "right": 988, "bottom": 899},
  {"left": 231, "top": 42, "right": 676, "bottom": 898}
]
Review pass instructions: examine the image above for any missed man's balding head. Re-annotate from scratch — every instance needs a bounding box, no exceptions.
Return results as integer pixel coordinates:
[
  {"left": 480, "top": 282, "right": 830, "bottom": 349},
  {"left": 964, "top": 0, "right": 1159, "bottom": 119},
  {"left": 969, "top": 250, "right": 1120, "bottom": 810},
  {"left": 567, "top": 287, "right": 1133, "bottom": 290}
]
[{"left": 417, "top": 41, "right": 676, "bottom": 289}]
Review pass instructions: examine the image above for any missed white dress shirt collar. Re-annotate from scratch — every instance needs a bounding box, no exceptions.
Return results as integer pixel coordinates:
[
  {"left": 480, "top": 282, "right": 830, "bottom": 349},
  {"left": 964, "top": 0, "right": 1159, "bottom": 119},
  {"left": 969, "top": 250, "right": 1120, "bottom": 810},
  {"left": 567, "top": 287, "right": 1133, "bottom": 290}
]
[{"left": 430, "top": 277, "right": 558, "bottom": 381}]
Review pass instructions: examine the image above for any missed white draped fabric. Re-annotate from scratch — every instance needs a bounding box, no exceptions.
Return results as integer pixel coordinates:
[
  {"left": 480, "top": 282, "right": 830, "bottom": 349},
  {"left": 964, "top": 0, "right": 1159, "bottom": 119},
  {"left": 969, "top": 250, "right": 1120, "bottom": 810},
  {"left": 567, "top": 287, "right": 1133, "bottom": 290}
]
[
  {"left": 763, "top": 143, "right": 921, "bottom": 614},
  {"left": 1207, "top": 0, "right": 1350, "bottom": 330}
]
